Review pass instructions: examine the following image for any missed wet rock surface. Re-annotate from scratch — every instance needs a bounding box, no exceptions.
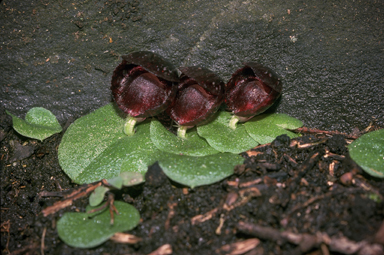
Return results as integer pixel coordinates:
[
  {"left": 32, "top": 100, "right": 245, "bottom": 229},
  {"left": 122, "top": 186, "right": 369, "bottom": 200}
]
[{"left": 1, "top": 0, "right": 383, "bottom": 133}]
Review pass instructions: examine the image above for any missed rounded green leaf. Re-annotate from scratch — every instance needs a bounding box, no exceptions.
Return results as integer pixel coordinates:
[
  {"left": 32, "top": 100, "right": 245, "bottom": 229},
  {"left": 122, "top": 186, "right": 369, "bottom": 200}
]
[
  {"left": 89, "top": 186, "right": 109, "bottom": 207},
  {"left": 244, "top": 113, "right": 303, "bottom": 144},
  {"left": 57, "top": 201, "right": 140, "bottom": 248},
  {"left": 58, "top": 103, "right": 162, "bottom": 184},
  {"left": 197, "top": 111, "right": 259, "bottom": 153},
  {"left": 7, "top": 107, "right": 62, "bottom": 141},
  {"left": 119, "top": 172, "right": 144, "bottom": 186},
  {"left": 58, "top": 104, "right": 125, "bottom": 181},
  {"left": 158, "top": 152, "right": 244, "bottom": 188},
  {"left": 150, "top": 119, "right": 219, "bottom": 156},
  {"left": 348, "top": 129, "right": 384, "bottom": 178}
]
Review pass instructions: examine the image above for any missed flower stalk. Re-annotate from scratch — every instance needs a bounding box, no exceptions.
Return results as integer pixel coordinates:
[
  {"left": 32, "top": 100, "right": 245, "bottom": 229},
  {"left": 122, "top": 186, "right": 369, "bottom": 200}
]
[{"left": 124, "top": 116, "right": 145, "bottom": 136}]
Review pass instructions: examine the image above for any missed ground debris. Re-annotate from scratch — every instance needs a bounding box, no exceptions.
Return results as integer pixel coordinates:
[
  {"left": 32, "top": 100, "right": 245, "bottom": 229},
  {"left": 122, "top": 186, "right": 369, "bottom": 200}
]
[
  {"left": 148, "top": 244, "right": 172, "bottom": 255},
  {"left": 216, "top": 238, "right": 260, "bottom": 255},
  {"left": 2, "top": 120, "right": 384, "bottom": 254},
  {"left": 237, "top": 221, "right": 384, "bottom": 255}
]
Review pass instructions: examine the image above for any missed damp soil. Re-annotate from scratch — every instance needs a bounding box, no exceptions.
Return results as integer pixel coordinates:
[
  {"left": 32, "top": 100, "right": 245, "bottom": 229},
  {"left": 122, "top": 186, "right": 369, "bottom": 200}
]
[{"left": 1, "top": 106, "right": 384, "bottom": 255}]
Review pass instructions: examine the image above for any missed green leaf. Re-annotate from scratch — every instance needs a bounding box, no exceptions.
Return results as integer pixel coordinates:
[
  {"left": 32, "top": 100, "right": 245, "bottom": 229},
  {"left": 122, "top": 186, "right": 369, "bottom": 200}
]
[
  {"left": 197, "top": 111, "right": 259, "bottom": 153},
  {"left": 120, "top": 172, "right": 144, "bottom": 186},
  {"left": 58, "top": 104, "right": 125, "bottom": 182},
  {"left": 58, "top": 103, "right": 162, "bottom": 184},
  {"left": 57, "top": 201, "right": 140, "bottom": 248},
  {"left": 89, "top": 186, "right": 109, "bottom": 207},
  {"left": 106, "top": 176, "right": 123, "bottom": 189},
  {"left": 158, "top": 152, "right": 244, "bottom": 188},
  {"left": 7, "top": 107, "right": 62, "bottom": 141},
  {"left": 348, "top": 129, "right": 384, "bottom": 178},
  {"left": 150, "top": 119, "right": 219, "bottom": 156},
  {"left": 244, "top": 113, "right": 303, "bottom": 144},
  {"left": 119, "top": 146, "right": 163, "bottom": 175}
]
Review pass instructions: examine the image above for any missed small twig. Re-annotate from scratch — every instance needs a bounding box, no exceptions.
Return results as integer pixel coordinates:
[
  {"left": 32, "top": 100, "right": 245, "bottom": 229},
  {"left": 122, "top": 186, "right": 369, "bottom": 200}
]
[
  {"left": 191, "top": 207, "right": 219, "bottom": 225},
  {"left": 87, "top": 193, "right": 119, "bottom": 225},
  {"left": 42, "top": 182, "right": 102, "bottom": 216},
  {"left": 293, "top": 127, "right": 359, "bottom": 139},
  {"left": 286, "top": 193, "right": 329, "bottom": 216},
  {"left": 148, "top": 244, "right": 172, "bottom": 255},
  {"left": 9, "top": 244, "right": 39, "bottom": 255},
  {"left": 237, "top": 222, "right": 287, "bottom": 245},
  {"left": 63, "top": 182, "right": 101, "bottom": 199},
  {"left": 110, "top": 232, "right": 142, "bottom": 244},
  {"left": 165, "top": 201, "right": 177, "bottom": 230},
  {"left": 192, "top": 187, "right": 262, "bottom": 225},
  {"left": 41, "top": 227, "right": 46, "bottom": 255},
  {"left": 216, "top": 238, "right": 260, "bottom": 255},
  {"left": 215, "top": 214, "right": 225, "bottom": 235},
  {"left": 108, "top": 194, "right": 119, "bottom": 225},
  {"left": 87, "top": 199, "right": 109, "bottom": 214},
  {"left": 238, "top": 178, "right": 262, "bottom": 188},
  {"left": 38, "top": 191, "right": 64, "bottom": 198}
]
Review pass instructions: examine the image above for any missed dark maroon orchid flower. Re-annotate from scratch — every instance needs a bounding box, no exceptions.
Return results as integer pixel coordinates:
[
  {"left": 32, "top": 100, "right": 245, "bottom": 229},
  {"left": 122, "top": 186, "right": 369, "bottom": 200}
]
[
  {"left": 167, "top": 66, "right": 225, "bottom": 138},
  {"left": 225, "top": 62, "right": 282, "bottom": 129},
  {"left": 111, "top": 51, "right": 179, "bottom": 135}
]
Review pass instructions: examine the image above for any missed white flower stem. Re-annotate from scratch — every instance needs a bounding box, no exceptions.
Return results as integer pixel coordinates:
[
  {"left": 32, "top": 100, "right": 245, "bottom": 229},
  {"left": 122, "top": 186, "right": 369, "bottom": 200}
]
[
  {"left": 124, "top": 116, "right": 145, "bottom": 136},
  {"left": 229, "top": 115, "right": 241, "bottom": 130},
  {"left": 177, "top": 126, "right": 189, "bottom": 139}
]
